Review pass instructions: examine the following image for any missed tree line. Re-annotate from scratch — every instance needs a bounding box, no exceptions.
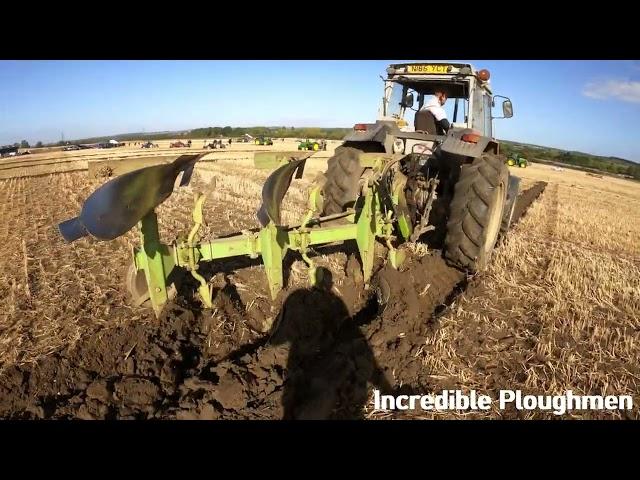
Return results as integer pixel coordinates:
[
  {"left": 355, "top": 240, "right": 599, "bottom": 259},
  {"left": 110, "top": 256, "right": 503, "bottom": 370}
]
[
  {"left": 501, "top": 142, "right": 640, "bottom": 180},
  {"left": 39, "top": 126, "right": 352, "bottom": 147}
]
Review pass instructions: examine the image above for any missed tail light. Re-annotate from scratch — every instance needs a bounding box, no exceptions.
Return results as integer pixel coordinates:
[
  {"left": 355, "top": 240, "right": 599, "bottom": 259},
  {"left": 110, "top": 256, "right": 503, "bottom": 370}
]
[
  {"left": 462, "top": 132, "right": 481, "bottom": 143},
  {"left": 354, "top": 123, "right": 367, "bottom": 131}
]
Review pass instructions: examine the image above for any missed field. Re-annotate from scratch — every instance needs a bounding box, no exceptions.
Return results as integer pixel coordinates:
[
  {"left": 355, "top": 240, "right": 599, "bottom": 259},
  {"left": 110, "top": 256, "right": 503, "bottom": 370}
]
[{"left": 0, "top": 141, "right": 638, "bottom": 419}]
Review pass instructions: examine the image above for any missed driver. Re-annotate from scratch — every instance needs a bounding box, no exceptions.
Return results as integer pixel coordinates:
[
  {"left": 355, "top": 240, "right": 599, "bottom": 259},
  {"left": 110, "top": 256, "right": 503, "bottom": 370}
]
[{"left": 415, "top": 90, "right": 450, "bottom": 135}]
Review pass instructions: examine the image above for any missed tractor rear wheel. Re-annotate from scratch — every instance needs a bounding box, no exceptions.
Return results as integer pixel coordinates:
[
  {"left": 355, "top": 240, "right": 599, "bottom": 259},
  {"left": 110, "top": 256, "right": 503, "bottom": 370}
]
[
  {"left": 321, "top": 146, "right": 365, "bottom": 215},
  {"left": 444, "top": 153, "right": 509, "bottom": 272}
]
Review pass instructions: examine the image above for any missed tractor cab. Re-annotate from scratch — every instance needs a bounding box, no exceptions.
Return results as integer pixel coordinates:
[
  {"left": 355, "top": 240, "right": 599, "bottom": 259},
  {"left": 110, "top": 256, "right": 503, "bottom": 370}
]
[
  {"left": 380, "top": 63, "right": 513, "bottom": 140},
  {"left": 342, "top": 63, "right": 513, "bottom": 157}
]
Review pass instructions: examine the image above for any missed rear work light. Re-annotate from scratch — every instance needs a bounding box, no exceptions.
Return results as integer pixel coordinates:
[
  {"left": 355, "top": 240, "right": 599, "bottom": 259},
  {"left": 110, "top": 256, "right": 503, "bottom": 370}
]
[
  {"left": 461, "top": 133, "right": 481, "bottom": 143},
  {"left": 354, "top": 123, "right": 367, "bottom": 131},
  {"left": 477, "top": 69, "right": 491, "bottom": 81}
]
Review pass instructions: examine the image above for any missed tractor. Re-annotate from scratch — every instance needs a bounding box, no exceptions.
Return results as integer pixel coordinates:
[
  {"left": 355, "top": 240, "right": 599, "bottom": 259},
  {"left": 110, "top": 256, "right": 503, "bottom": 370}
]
[
  {"left": 507, "top": 153, "right": 528, "bottom": 168},
  {"left": 255, "top": 136, "right": 274, "bottom": 146},
  {"left": 298, "top": 139, "right": 326, "bottom": 151},
  {"left": 205, "top": 140, "right": 226, "bottom": 149},
  {"left": 170, "top": 140, "right": 191, "bottom": 148},
  {"left": 58, "top": 62, "right": 520, "bottom": 319}
]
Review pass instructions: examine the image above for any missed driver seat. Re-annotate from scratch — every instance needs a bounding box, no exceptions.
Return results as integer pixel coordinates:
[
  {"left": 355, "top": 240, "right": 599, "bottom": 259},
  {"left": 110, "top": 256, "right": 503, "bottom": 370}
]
[
  {"left": 414, "top": 108, "right": 438, "bottom": 134},
  {"left": 411, "top": 108, "right": 438, "bottom": 155}
]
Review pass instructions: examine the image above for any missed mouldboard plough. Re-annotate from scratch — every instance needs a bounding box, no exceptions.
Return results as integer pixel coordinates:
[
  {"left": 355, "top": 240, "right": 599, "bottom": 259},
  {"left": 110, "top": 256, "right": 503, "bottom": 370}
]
[{"left": 58, "top": 151, "right": 414, "bottom": 317}]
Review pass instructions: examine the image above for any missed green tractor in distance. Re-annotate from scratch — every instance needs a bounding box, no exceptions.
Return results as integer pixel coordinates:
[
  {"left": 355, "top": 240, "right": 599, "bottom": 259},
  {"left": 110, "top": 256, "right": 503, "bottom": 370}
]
[
  {"left": 507, "top": 153, "right": 528, "bottom": 168},
  {"left": 298, "top": 139, "right": 327, "bottom": 151},
  {"left": 255, "top": 136, "right": 274, "bottom": 146}
]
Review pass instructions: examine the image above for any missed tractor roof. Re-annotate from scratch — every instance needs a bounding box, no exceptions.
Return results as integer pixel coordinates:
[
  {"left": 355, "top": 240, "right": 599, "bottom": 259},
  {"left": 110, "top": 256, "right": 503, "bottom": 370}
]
[
  {"left": 387, "top": 63, "right": 476, "bottom": 76},
  {"left": 386, "top": 62, "right": 492, "bottom": 96}
]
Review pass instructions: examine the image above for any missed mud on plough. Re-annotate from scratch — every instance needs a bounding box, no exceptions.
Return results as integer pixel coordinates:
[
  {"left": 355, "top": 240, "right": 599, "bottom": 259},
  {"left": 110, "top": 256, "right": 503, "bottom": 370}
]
[{"left": 59, "top": 151, "right": 417, "bottom": 317}]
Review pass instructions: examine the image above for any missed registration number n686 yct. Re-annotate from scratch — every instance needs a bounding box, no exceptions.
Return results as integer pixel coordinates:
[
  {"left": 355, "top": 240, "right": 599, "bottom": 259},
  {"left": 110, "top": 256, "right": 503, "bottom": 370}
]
[{"left": 406, "top": 64, "right": 450, "bottom": 74}]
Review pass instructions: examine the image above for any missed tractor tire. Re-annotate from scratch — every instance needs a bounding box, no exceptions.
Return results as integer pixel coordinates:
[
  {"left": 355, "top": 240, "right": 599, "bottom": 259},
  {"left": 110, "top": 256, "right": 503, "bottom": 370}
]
[
  {"left": 321, "top": 146, "right": 366, "bottom": 215},
  {"left": 444, "top": 153, "right": 509, "bottom": 272},
  {"left": 507, "top": 159, "right": 515, "bottom": 166}
]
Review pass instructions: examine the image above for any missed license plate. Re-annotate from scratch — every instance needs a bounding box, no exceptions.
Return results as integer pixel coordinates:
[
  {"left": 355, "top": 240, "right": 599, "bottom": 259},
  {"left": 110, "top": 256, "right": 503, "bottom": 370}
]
[{"left": 407, "top": 64, "right": 450, "bottom": 74}]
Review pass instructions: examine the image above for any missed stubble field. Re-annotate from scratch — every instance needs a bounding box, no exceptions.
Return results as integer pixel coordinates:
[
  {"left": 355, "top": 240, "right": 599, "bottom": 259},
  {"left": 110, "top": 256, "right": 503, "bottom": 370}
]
[{"left": 0, "top": 140, "right": 638, "bottom": 419}]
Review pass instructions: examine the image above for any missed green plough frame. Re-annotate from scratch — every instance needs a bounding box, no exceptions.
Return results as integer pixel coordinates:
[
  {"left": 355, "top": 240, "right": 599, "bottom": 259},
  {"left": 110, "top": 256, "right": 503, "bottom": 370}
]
[{"left": 133, "top": 151, "right": 411, "bottom": 317}]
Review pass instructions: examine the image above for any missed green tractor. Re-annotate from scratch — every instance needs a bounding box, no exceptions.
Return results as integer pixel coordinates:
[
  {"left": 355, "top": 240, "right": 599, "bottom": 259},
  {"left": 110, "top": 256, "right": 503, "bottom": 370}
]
[
  {"left": 255, "top": 136, "right": 273, "bottom": 146},
  {"left": 298, "top": 139, "right": 326, "bottom": 151},
  {"left": 58, "top": 62, "right": 520, "bottom": 319},
  {"left": 507, "top": 153, "right": 528, "bottom": 168}
]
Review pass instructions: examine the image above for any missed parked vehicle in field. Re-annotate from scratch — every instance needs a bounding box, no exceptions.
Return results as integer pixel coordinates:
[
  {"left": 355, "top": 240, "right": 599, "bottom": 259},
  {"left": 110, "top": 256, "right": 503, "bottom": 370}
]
[
  {"left": 507, "top": 153, "right": 528, "bottom": 168},
  {"left": 298, "top": 139, "right": 326, "bottom": 151},
  {"left": 170, "top": 140, "right": 191, "bottom": 148},
  {"left": 255, "top": 136, "right": 273, "bottom": 146}
]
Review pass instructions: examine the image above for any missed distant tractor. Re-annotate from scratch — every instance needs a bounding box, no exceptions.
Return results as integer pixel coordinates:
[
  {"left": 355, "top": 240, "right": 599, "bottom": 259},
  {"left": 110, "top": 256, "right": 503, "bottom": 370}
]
[
  {"left": 170, "top": 141, "right": 191, "bottom": 148},
  {"left": 254, "top": 136, "right": 273, "bottom": 146},
  {"left": 507, "top": 153, "right": 528, "bottom": 168},
  {"left": 298, "top": 139, "right": 327, "bottom": 151},
  {"left": 205, "top": 140, "right": 226, "bottom": 149}
]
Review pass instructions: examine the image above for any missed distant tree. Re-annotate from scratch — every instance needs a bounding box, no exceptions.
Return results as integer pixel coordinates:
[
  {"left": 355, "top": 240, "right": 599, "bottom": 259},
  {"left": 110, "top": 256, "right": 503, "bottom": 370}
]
[
  {"left": 13, "top": 142, "right": 20, "bottom": 147},
  {"left": 20, "top": 140, "right": 30, "bottom": 148},
  {"left": 222, "top": 126, "right": 232, "bottom": 136},
  {"left": 36, "top": 141, "right": 43, "bottom": 148}
]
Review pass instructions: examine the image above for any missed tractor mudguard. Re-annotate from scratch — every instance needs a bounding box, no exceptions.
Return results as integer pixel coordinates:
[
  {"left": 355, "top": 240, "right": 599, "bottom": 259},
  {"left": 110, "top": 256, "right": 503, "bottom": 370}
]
[
  {"left": 58, "top": 154, "right": 205, "bottom": 243},
  {"left": 343, "top": 120, "right": 398, "bottom": 146},
  {"left": 439, "top": 128, "right": 496, "bottom": 158},
  {"left": 256, "top": 158, "right": 307, "bottom": 227}
]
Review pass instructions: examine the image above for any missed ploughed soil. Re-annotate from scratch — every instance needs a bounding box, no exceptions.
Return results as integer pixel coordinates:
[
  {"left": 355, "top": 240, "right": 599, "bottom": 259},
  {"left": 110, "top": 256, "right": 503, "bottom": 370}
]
[{"left": 0, "top": 183, "right": 546, "bottom": 420}]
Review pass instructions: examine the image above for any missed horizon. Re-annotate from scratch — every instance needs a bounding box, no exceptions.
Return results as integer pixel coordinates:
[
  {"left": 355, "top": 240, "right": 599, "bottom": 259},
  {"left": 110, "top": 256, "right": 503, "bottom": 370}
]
[
  {"left": 2, "top": 60, "right": 640, "bottom": 161},
  {"left": 8, "top": 125, "right": 634, "bottom": 164}
]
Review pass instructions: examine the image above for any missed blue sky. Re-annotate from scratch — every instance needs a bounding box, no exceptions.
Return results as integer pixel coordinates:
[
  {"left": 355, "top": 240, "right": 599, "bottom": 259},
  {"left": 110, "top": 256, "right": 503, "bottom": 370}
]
[{"left": 1, "top": 60, "right": 639, "bottom": 160}]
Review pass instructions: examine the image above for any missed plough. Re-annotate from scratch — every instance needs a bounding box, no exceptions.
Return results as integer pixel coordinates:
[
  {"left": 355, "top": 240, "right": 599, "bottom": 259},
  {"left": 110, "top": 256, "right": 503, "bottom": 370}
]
[{"left": 59, "top": 151, "right": 415, "bottom": 317}]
